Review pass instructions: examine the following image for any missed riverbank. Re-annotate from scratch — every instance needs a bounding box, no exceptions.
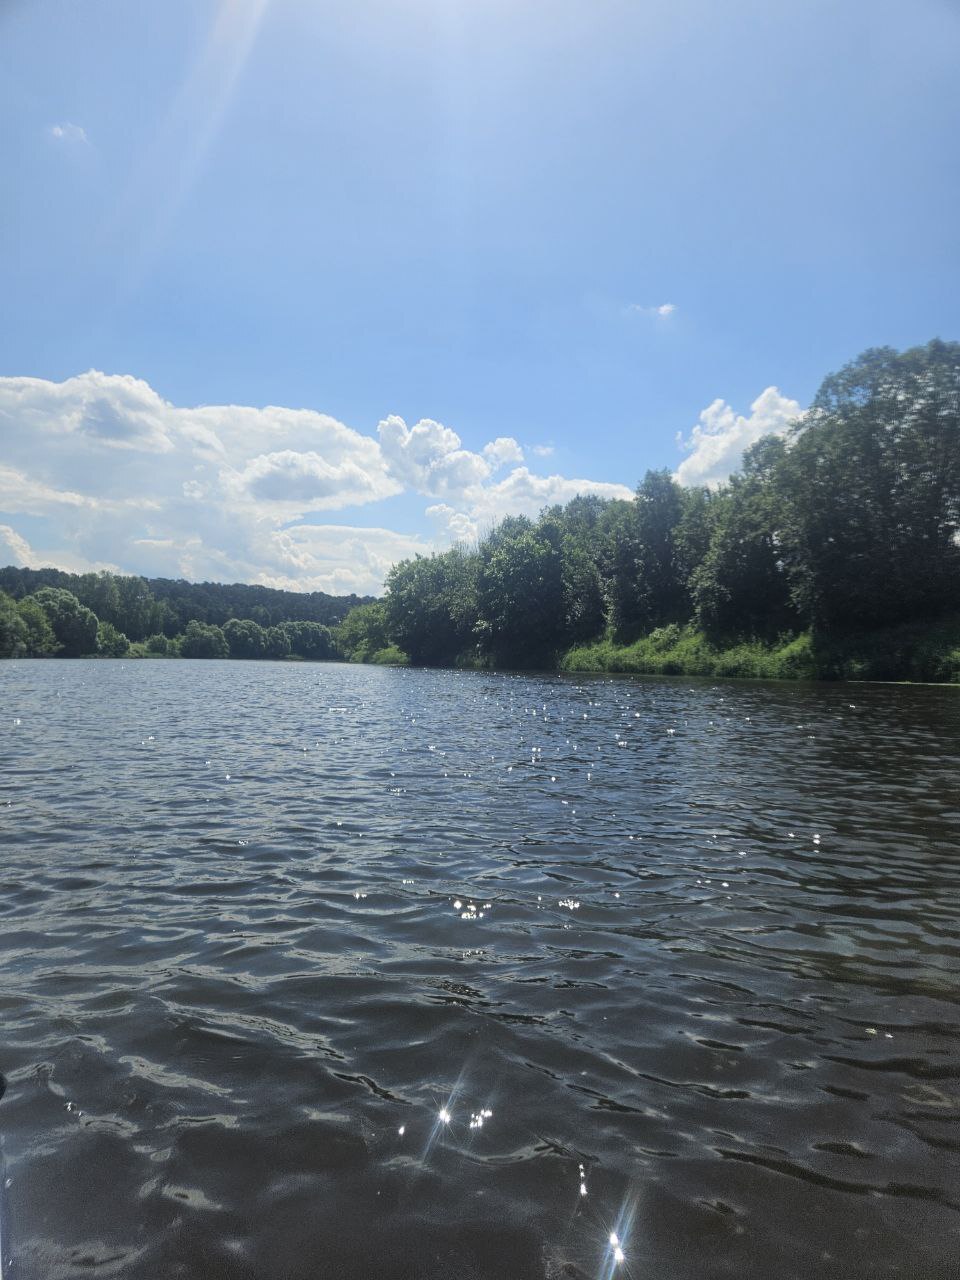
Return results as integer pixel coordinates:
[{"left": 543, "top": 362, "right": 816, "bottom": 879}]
[{"left": 560, "top": 617, "right": 960, "bottom": 684}]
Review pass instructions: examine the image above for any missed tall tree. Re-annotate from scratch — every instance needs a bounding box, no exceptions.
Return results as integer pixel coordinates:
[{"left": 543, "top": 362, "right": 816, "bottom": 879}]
[
  {"left": 0, "top": 591, "right": 28, "bottom": 657},
  {"left": 385, "top": 547, "right": 479, "bottom": 666},
  {"left": 691, "top": 438, "right": 800, "bottom": 640},
  {"left": 17, "top": 597, "right": 58, "bottom": 656},
  {"left": 782, "top": 340, "right": 960, "bottom": 629},
  {"left": 31, "top": 588, "right": 99, "bottom": 656},
  {"left": 476, "top": 517, "right": 566, "bottom": 667},
  {"left": 280, "top": 621, "right": 336, "bottom": 660},
  {"left": 223, "top": 618, "right": 268, "bottom": 659},
  {"left": 608, "top": 470, "right": 688, "bottom": 641},
  {"left": 179, "top": 620, "right": 229, "bottom": 659},
  {"left": 334, "top": 602, "right": 391, "bottom": 662}
]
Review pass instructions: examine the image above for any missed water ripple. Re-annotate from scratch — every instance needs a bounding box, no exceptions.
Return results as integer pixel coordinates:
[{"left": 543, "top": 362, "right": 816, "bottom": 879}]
[{"left": 1, "top": 660, "right": 958, "bottom": 1278}]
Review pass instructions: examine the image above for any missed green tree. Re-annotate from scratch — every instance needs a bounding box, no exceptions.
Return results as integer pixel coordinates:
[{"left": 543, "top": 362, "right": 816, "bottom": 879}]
[
  {"left": 674, "top": 485, "right": 719, "bottom": 592},
  {"left": 97, "top": 621, "right": 131, "bottom": 657},
  {"left": 540, "top": 498, "right": 607, "bottom": 645},
  {"left": 16, "top": 597, "right": 58, "bottom": 656},
  {"left": 0, "top": 591, "right": 28, "bottom": 657},
  {"left": 112, "top": 575, "right": 157, "bottom": 640},
  {"left": 607, "top": 471, "right": 689, "bottom": 642},
  {"left": 83, "top": 571, "right": 122, "bottom": 629},
  {"left": 263, "top": 625, "right": 291, "bottom": 660},
  {"left": 223, "top": 617, "right": 267, "bottom": 659},
  {"left": 280, "top": 620, "right": 336, "bottom": 660},
  {"left": 31, "top": 587, "right": 99, "bottom": 656},
  {"left": 691, "top": 438, "right": 799, "bottom": 640},
  {"left": 476, "top": 517, "right": 566, "bottom": 667},
  {"left": 782, "top": 340, "right": 960, "bottom": 630},
  {"left": 385, "top": 547, "right": 480, "bottom": 666},
  {"left": 334, "top": 602, "right": 390, "bottom": 662},
  {"left": 179, "top": 620, "right": 229, "bottom": 659}
]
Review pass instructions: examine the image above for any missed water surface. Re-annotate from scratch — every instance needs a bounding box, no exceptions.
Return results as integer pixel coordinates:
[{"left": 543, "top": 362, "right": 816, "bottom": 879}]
[{"left": 1, "top": 660, "right": 958, "bottom": 1278}]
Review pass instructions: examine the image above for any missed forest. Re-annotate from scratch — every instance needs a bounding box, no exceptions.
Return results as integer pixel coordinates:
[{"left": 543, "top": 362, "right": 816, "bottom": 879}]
[
  {"left": 2, "top": 341, "right": 958, "bottom": 682},
  {"left": 342, "top": 341, "right": 960, "bottom": 682},
  {"left": 0, "top": 569, "right": 367, "bottom": 662}
]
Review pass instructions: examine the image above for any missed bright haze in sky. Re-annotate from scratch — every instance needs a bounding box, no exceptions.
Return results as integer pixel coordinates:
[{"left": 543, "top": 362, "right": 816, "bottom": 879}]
[{"left": 1, "top": 0, "right": 957, "bottom": 594}]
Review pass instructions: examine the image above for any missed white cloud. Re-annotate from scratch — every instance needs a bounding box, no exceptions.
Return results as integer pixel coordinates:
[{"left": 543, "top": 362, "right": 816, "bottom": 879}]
[
  {"left": 0, "top": 370, "right": 639, "bottom": 594},
  {"left": 0, "top": 524, "right": 33, "bottom": 566},
  {"left": 627, "top": 302, "right": 677, "bottom": 318},
  {"left": 482, "top": 437, "right": 524, "bottom": 469},
  {"left": 427, "top": 469, "right": 634, "bottom": 544},
  {"left": 675, "top": 386, "right": 803, "bottom": 488},
  {"left": 378, "top": 415, "right": 491, "bottom": 498},
  {"left": 0, "top": 372, "right": 406, "bottom": 594},
  {"left": 426, "top": 504, "right": 481, "bottom": 545},
  {"left": 529, "top": 444, "right": 554, "bottom": 458},
  {"left": 0, "top": 524, "right": 118, "bottom": 576},
  {"left": 0, "top": 464, "right": 159, "bottom": 517},
  {"left": 49, "top": 122, "right": 88, "bottom": 145},
  {"left": 225, "top": 448, "right": 392, "bottom": 514},
  {"left": 265, "top": 524, "right": 429, "bottom": 594},
  {"left": 472, "top": 468, "right": 633, "bottom": 524}
]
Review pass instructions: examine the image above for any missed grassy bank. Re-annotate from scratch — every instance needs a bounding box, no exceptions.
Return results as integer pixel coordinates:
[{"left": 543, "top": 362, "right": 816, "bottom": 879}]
[{"left": 559, "top": 618, "right": 960, "bottom": 684}]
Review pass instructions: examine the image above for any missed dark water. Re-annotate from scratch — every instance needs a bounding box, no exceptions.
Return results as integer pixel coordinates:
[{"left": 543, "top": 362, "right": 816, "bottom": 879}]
[{"left": 1, "top": 660, "right": 959, "bottom": 1280}]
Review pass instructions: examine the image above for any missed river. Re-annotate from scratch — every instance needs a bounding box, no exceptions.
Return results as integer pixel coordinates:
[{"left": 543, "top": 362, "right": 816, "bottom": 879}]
[{"left": 1, "top": 659, "right": 958, "bottom": 1278}]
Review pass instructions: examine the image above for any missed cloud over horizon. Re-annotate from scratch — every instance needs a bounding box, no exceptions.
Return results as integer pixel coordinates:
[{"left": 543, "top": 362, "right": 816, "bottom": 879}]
[{"left": 0, "top": 372, "right": 633, "bottom": 594}]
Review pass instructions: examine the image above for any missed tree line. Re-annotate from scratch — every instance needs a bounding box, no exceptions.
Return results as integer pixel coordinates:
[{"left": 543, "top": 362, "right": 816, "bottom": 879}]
[
  {"left": 338, "top": 341, "right": 960, "bottom": 672},
  {"left": 0, "top": 571, "right": 369, "bottom": 661}
]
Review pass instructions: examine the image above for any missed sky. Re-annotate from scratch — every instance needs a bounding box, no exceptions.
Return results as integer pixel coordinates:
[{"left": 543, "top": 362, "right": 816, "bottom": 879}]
[{"left": 1, "top": 0, "right": 958, "bottom": 595}]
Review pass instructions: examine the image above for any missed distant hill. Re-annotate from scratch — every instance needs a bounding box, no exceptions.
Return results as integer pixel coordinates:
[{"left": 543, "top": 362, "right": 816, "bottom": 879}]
[{"left": 0, "top": 565, "right": 373, "bottom": 640}]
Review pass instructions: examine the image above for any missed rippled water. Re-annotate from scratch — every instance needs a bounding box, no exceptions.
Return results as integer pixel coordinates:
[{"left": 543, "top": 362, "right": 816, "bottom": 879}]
[{"left": 1, "top": 659, "right": 959, "bottom": 1279}]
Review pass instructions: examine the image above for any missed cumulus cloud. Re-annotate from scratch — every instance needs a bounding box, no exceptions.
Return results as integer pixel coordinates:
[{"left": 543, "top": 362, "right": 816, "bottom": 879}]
[
  {"left": 427, "top": 469, "right": 634, "bottom": 544},
  {"left": 378, "top": 415, "right": 491, "bottom": 497},
  {"left": 0, "top": 371, "right": 398, "bottom": 510},
  {"left": 426, "top": 504, "right": 481, "bottom": 545},
  {"left": 49, "top": 122, "right": 88, "bottom": 144},
  {"left": 0, "top": 370, "right": 638, "bottom": 593},
  {"left": 0, "top": 372, "right": 406, "bottom": 593},
  {"left": 266, "top": 524, "right": 429, "bottom": 594},
  {"left": 675, "top": 386, "right": 803, "bottom": 488},
  {"left": 473, "top": 468, "right": 633, "bottom": 524},
  {"left": 225, "top": 448, "right": 391, "bottom": 514},
  {"left": 482, "top": 437, "right": 524, "bottom": 469},
  {"left": 529, "top": 444, "right": 554, "bottom": 458}
]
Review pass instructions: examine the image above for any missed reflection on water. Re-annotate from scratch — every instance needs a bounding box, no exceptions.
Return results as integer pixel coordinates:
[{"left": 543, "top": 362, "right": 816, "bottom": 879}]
[{"left": 0, "top": 659, "right": 958, "bottom": 1278}]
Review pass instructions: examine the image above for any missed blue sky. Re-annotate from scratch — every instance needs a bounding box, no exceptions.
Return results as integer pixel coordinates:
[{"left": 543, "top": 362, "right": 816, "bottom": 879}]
[{"left": 1, "top": 0, "right": 958, "bottom": 593}]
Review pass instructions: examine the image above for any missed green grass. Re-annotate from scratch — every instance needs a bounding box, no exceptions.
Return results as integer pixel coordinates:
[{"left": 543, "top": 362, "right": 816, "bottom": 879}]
[
  {"left": 560, "top": 618, "right": 960, "bottom": 683},
  {"left": 561, "top": 625, "right": 816, "bottom": 680}
]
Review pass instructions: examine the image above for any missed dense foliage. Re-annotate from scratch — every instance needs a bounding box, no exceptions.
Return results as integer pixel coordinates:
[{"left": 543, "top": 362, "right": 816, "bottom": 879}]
[
  {"left": 0, "top": 569, "right": 361, "bottom": 661},
  {"left": 346, "top": 341, "right": 960, "bottom": 676},
  {"left": 0, "top": 567, "right": 367, "bottom": 640}
]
